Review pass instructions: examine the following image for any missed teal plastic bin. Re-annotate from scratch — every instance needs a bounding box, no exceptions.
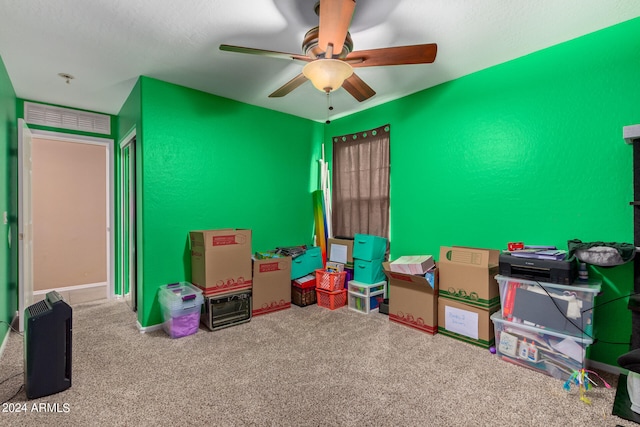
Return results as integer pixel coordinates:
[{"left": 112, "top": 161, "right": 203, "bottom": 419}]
[
  {"left": 353, "top": 258, "right": 386, "bottom": 284},
  {"left": 352, "top": 234, "right": 387, "bottom": 261},
  {"left": 291, "top": 246, "right": 323, "bottom": 280}
]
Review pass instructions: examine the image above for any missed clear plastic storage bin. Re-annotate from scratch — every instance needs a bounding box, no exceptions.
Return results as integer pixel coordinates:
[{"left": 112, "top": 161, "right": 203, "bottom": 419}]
[
  {"left": 495, "top": 274, "right": 600, "bottom": 338},
  {"left": 158, "top": 282, "right": 204, "bottom": 338},
  {"left": 491, "top": 310, "right": 593, "bottom": 381}
]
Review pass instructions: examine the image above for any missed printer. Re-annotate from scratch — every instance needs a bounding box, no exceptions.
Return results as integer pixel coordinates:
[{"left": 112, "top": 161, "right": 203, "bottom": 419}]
[{"left": 499, "top": 253, "right": 577, "bottom": 285}]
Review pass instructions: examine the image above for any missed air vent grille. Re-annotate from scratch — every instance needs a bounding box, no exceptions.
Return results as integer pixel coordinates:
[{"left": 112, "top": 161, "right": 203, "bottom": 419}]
[
  {"left": 27, "top": 300, "right": 49, "bottom": 317},
  {"left": 24, "top": 102, "right": 111, "bottom": 135}
]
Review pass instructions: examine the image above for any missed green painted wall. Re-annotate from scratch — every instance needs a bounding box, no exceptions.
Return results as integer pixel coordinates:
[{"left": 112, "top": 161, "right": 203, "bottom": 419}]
[
  {"left": 325, "top": 18, "right": 640, "bottom": 366},
  {"left": 0, "top": 56, "right": 17, "bottom": 341},
  {"left": 135, "top": 77, "right": 322, "bottom": 327}
]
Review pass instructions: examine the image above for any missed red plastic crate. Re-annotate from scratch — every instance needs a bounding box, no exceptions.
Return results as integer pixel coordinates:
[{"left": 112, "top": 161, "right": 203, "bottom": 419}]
[
  {"left": 316, "top": 288, "right": 347, "bottom": 310},
  {"left": 315, "top": 269, "right": 346, "bottom": 292}
]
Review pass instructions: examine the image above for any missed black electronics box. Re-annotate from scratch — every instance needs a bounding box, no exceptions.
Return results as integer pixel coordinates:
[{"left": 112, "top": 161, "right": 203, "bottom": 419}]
[
  {"left": 498, "top": 253, "right": 577, "bottom": 285},
  {"left": 201, "top": 290, "right": 252, "bottom": 331},
  {"left": 24, "top": 291, "right": 72, "bottom": 399}
]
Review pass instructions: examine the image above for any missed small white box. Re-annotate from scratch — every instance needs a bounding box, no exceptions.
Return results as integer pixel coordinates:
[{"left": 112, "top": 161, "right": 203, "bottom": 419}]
[{"left": 390, "top": 255, "right": 434, "bottom": 275}]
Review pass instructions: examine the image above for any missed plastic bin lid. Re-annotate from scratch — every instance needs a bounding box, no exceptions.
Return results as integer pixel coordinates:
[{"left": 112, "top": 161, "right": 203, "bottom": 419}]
[{"left": 159, "top": 282, "right": 203, "bottom": 310}]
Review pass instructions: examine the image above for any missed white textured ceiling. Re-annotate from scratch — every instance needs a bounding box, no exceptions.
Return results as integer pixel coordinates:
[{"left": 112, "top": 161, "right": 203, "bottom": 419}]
[{"left": 1, "top": 0, "right": 639, "bottom": 122}]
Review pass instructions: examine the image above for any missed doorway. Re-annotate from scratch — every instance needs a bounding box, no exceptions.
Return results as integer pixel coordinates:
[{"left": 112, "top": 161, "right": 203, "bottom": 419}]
[
  {"left": 21, "top": 128, "right": 114, "bottom": 313},
  {"left": 119, "top": 131, "right": 137, "bottom": 311}
]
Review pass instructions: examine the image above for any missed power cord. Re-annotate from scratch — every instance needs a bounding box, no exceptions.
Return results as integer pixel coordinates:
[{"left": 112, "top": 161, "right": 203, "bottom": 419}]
[
  {"left": 1, "top": 384, "right": 24, "bottom": 404},
  {"left": 0, "top": 372, "right": 22, "bottom": 387},
  {"left": 0, "top": 320, "right": 25, "bottom": 403},
  {"left": 0, "top": 320, "right": 23, "bottom": 337},
  {"left": 1, "top": 372, "right": 24, "bottom": 404},
  {"left": 532, "top": 281, "right": 635, "bottom": 345}
]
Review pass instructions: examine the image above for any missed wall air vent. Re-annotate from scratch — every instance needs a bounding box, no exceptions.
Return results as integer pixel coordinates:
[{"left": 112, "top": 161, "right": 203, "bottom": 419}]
[{"left": 24, "top": 102, "right": 111, "bottom": 135}]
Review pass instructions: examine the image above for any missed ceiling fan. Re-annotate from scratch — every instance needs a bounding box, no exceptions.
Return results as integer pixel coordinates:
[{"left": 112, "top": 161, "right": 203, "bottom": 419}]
[{"left": 219, "top": 0, "right": 437, "bottom": 102}]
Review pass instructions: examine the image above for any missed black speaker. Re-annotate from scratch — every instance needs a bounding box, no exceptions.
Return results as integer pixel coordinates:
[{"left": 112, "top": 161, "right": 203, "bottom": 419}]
[{"left": 24, "top": 291, "right": 72, "bottom": 399}]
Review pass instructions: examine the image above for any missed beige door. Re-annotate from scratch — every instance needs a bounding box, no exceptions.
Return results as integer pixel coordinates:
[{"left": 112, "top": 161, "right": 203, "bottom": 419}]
[{"left": 31, "top": 134, "right": 109, "bottom": 303}]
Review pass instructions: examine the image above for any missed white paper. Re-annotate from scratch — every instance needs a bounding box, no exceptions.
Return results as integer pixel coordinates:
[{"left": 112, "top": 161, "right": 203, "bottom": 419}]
[
  {"left": 329, "top": 243, "right": 347, "bottom": 264},
  {"left": 550, "top": 337, "right": 585, "bottom": 363},
  {"left": 445, "top": 306, "right": 479, "bottom": 340},
  {"left": 498, "top": 332, "right": 519, "bottom": 357}
]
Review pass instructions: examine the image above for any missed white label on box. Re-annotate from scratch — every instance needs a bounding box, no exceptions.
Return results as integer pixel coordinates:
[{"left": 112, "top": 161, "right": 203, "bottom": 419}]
[
  {"left": 329, "top": 243, "right": 348, "bottom": 264},
  {"left": 445, "top": 306, "right": 479, "bottom": 340}
]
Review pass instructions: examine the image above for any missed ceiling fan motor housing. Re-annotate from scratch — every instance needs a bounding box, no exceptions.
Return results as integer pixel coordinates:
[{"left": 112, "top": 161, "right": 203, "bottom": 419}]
[{"left": 303, "top": 27, "right": 353, "bottom": 59}]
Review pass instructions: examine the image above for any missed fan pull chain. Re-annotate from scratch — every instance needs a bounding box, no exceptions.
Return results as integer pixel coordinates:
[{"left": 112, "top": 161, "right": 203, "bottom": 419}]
[{"left": 325, "top": 91, "right": 334, "bottom": 124}]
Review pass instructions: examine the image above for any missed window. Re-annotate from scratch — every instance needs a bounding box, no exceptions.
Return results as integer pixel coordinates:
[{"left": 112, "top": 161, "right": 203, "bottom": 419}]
[{"left": 331, "top": 124, "right": 390, "bottom": 240}]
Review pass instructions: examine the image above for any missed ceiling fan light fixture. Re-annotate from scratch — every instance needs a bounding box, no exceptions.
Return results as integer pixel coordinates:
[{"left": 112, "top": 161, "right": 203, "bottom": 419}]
[{"left": 303, "top": 59, "right": 353, "bottom": 93}]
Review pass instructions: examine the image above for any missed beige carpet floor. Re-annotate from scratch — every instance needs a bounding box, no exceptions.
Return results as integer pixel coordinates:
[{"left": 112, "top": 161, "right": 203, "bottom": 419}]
[{"left": 0, "top": 298, "right": 635, "bottom": 426}]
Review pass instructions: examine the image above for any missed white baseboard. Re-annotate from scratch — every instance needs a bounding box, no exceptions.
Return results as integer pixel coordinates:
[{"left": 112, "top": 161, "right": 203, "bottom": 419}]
[
  {"left": 33, "top": 282, "right": 107, "bottom": 295},
  {"left": 136, "top": 320, "right": 162, "bottom": 333},
  {"left": 587, "top": 358, "right": 623, "bottom": 375}
]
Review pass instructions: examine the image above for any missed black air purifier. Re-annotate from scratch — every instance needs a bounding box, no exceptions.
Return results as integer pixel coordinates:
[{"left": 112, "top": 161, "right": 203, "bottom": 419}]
[{"left": 24, "top": 291, "right": 72, "bottom": 399}]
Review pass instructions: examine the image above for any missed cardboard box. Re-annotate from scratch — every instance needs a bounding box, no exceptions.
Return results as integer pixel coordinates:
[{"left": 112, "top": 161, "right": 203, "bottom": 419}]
[
  {"left": 390, "top": 255, "right": 435, "bottom": 275},
  {"left": 438, "top": 246, "right": 500, "bottom": 309},
  {"left": 327, "top": 238, "right": 354, "bottom": 266},
  {"left": 437, "top": 297, "right": 500, "bottom": 348},
  {"left": 252, "top": 257, "right": 292, "bottom": 316},
  {"left": 383, "top": 262, "right": 438, "bottom": 335},
  {"left": 189, "top": 229, "right": 252, "bottom": 297}
]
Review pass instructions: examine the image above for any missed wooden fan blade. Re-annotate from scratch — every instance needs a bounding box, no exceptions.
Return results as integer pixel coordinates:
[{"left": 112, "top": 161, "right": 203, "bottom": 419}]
[
  {"left": 346, "top": 44, "right": 438, "bottom": 67},
  {"left": 342, "top": 73, "right": 375, "bottom": 102},
  {"left": 269, "top": 73, "right": 308, "bottom": 98},
  {"left": 318, "top": 0, "right": 356, "bottom": 56},
  {"left": 220, "top": 44, "right": 312, "bottom": 63}
]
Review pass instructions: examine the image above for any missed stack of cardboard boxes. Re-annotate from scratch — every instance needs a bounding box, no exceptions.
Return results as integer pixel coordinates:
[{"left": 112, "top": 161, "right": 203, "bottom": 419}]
[
  {"left": 187, "top": 229, "right": 503, "bottom": 349},
  {"left": 437, "top": 246, "right": 501, "bottom": 348},
  {"left": 189, "top": 229, "right": 254, "bottom": 331}
]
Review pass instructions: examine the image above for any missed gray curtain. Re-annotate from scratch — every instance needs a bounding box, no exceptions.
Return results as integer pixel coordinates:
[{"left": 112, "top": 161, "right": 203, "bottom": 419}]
[{"left": 331, "top": 124, "right": 390, "bottom": 240}]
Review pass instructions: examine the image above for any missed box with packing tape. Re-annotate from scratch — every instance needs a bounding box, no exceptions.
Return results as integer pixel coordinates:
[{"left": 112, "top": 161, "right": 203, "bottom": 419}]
[
  {"left": 252, "top": 256, "right": 292, "bottom": 317},
  {"left": 189, "top": 229, "right": 252, "bottom": 297},
  {"left": 438, "top": 246, "right": 500, "bottom": 309},
  {"left": 383, "top": 262, "right": 438, "bottom": 335}
]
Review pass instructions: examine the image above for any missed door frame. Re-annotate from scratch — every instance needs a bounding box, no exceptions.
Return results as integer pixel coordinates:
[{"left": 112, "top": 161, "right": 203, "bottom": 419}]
[
  {"left": 18, "top": 119, "right": 33, "bottom": 332},
  {"left": 119, "top": 128, "right": 137, "bottom": 310},
  {"left": 21, "top": 128, "right": 115, "bottom": 305}
]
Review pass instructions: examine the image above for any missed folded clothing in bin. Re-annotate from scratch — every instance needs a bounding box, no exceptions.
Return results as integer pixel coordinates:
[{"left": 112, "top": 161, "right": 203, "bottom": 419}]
[{"left": 158, "top": 282, "right": 204, "bottom": 338}]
